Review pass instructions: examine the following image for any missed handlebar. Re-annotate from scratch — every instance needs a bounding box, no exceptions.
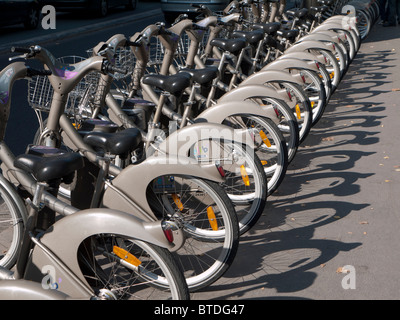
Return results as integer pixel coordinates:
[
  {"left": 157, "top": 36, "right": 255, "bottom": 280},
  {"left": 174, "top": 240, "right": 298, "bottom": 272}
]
[
  {"left": 11, "top": 45, "right": 41, "bottom": 56},
  {"left": 11, "top": 47, "right": 32, "bottom": 54}
]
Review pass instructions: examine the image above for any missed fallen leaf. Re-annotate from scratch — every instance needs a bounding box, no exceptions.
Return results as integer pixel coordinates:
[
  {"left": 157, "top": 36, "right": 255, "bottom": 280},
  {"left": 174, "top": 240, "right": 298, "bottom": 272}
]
[
  {"left": 359, "top": 221, "right": 368, "bottom": 225},
  {"left": 334, "top": 215, "right": 341, "bottom": 219},
  {"left": 392, "top": 88, "right": 400, "bottom": 92},
  {"left": 322, "top": 136, "right": 334, "bottom": 141},
  {"left": 363, "top": 232, "right": 367, "bottom": 235},
  {"left": 336, "top": 267, "right": 350, "bottom": 274},
  {"left": 385, "top": 180, "right": 392, "bottom": 182},
  {"left": 384, "top": 156, "right": 389, "bottom": 159},
  {"left": 320, "top": 263, "right": 326, "bottom": 268}
]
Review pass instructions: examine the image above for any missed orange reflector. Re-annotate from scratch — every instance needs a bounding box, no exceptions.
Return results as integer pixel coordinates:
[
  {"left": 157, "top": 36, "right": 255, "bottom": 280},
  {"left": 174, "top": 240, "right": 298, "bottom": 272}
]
[
  {"left": 240, "top": 165, "right": 250, "bottom": 186},
  {"left": 311, "top": 101, "right": 315, "bottom": 108},
  {"left": 207, "top": 207, "right": 218, "bottom": 231},
  {"left": 171, "top": 194, "right": 184, "bottom": 211},
  {"left": 295, "top": 105, "right": 302, "bottom": 120},
  {"left": 330, "top": 72, "right": 334, "bottom": 79},
  {"left": 259, "top": 130, "right": 272, "bottom": 147},
  {"left": 72, "top": 122, "right": 81, "bottom": 129},
  {"left": 261, "top": 160, "right": 268, "bottom": 165},
  {"left": 113, "top": 246, "right": 141, "bottom": 267}
]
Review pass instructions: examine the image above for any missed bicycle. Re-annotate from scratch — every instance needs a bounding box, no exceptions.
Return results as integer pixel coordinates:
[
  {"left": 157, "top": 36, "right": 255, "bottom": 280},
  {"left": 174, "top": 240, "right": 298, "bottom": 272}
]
[{"left": 0, "top": 60, "right": 190, "bottom": 300}]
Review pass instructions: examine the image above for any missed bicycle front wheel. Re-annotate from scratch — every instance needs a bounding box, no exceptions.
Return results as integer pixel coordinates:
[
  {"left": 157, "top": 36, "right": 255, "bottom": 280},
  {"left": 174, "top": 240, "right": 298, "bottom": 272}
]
[
  {"left": 0, "top": 176, "right": 24, "bottom": 269},
  {"left": 78, "top": 235, "right": 190, "bottom": 300}
]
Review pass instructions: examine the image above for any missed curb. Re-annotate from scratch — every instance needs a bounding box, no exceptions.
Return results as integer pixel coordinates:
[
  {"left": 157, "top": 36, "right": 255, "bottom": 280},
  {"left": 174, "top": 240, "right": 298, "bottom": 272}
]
[{"left": 0, "top": 8, "right": 162, "bottom": 54}]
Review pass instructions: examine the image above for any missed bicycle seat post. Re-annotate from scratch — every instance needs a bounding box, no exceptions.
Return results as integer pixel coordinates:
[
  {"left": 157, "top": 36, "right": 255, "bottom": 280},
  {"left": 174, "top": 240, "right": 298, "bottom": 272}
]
[
  {"left": 181, "top": 83, "right": 199, "bottom": 128},
  {"left": 90, "top": 155, "right": 111, "bottom": 208},
  {"left": 14, "top": 181, "right": 47, "bottom": 280},
  {"left": 145, "top": 91, "right": 168, "bottom": 151}
]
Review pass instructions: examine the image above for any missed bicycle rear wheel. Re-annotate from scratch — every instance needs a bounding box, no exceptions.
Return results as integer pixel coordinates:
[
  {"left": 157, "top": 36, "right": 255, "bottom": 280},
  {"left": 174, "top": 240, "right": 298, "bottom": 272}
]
[
  {"left": 147, "top": 175, "right": 239, "bottom": 291},
  {"left": 78, "top": 235, "right": 190, "bottom": 300},
  {"left": 266, "top": 81, "right": 313, "bottom": 144},
  {"left": 222, "top": 115, "right": 288, "bottom": 196}
]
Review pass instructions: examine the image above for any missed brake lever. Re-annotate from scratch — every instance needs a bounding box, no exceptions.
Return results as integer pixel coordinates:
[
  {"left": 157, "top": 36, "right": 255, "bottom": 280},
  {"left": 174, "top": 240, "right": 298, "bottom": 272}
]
[{"left": 9, "top": 54, "right": 27, "bottom": 62}]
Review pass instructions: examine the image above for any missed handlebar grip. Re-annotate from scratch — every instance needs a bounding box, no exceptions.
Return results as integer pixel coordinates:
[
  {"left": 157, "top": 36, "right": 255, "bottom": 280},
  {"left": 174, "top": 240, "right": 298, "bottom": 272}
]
[{"left": 11, "top": 47, "right": 31, "bottom": 54}]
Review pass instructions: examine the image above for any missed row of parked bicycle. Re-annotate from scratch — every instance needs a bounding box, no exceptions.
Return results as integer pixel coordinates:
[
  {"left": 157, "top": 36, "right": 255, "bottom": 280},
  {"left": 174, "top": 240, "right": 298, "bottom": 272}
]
[{"left": 0, "top": 0, "right": 378, "bottom": 299}]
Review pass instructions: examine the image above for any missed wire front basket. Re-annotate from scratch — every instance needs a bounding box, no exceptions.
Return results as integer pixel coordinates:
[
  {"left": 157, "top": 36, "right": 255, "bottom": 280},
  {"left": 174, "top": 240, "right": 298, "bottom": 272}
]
[
  {"left": 28, "top": 56, "right": 101, "bottom": 116},
  {"left": 86, "top": 46, "right": 136, "bottom": 80}
]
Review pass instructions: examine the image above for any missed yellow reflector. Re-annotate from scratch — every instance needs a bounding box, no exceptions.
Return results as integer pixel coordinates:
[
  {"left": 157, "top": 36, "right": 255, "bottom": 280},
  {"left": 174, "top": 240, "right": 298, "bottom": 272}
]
[
  {"left": 171, "top": 194, "right": 184, "bottom": 211},
  {"left": 295, "top": 105, "right": 302, "bottom": 120},
  {"left": 72, "top": 122, "right": 81, "bottom": 129},
  {"left": 240, "top": 165, "right": 250, "bottom": 186},
  {"left": 311, "top": 101, "right": 315, "bottom": 108},
  {"left": 330, "top": 72, "right": 334, "bottom": 79},
  {"left": 113, "top": 246, "right": 142, "bottom": 267},
  {"left": 259, "top": 130, "right": 272, "bottom": 147},
  {"left": 207, "top": 207, "right": 218, "bottom": 231},
  {"left": 261, "top": 160, "right": 268, "bottom": 165}
]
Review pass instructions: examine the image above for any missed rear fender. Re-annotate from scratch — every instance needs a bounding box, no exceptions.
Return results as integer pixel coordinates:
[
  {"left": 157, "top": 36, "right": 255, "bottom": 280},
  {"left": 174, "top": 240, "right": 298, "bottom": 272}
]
[
  {"left": 284, "top": 40, "right": 336, "bottom": 56},
  {"left": 238, "top": 69, "right": 304, "bottom": 87},
  {"left": 195, "top": 99, "right": 280, "bottom": 125},
  {"left": 102, "top": 153, "right": 225, "bottom": 222},
  {"left": 277, "top": 51, "right": 326, "bottom": 65},
  {"left": 218, "top": 84, "right": 290, "bottom": 103},
  {"left": 24, "top": 208, "right": 173, "bottom": 299},
  {"left": 313, "top": 30, "right": 347, "bottom": 44},
  {"left": 261, "top": 57, "right": 320, "bottom": 73},
  {"left": 299, "top": 33, "right": 341, "bottom": 46}
]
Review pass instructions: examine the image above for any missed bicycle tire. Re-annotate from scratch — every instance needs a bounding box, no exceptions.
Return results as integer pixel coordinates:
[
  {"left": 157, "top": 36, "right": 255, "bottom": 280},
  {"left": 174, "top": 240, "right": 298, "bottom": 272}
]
[
  {"left": 77, "top": 235, "right": 190, "bottom": 300},
  {"left": 223, "top": 115, "right": 288, "bottom": 196},
  {"left": 0, "top": 175, "right": 25, "bottom": 269},
  {"left": 266, "top": 81, "right": 313, "bottom": 144},
  {"left": 245, "top": 96, "right": 300, "bottom": 163},
  {"left": 147, "top": 175, "right": 240, "bottom": 291},
  {"left": 294, "top": 68, "right": 327, "bottom": 126}
]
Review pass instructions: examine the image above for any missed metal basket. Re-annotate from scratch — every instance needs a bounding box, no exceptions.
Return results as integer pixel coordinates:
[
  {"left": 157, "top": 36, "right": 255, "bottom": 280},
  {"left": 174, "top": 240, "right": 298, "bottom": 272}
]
[
  {"left": 148, "top": 37, "right": 166, "bottom": 70},
  {"left": 86, "top": 46, "right": 136, "bottom": 80},
  {"left": 28, "top": 56, "right": 101, "bottom": 115}
]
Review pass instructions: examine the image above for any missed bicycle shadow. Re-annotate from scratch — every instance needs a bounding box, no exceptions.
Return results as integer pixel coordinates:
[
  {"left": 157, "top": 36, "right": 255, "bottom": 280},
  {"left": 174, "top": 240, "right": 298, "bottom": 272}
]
[
  {"left": 198, "top": 199, "right": 365, "bottom": 299},
  {"left": 192, "top": 40, "right": 390, "bottom": 301}
]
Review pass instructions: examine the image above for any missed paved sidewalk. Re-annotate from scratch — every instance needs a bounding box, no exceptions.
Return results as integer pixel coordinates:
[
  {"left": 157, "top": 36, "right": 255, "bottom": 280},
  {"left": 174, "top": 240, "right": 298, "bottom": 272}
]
[{"left": 192, "top": 23, "right": 400, "bottom": 300}]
